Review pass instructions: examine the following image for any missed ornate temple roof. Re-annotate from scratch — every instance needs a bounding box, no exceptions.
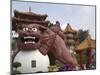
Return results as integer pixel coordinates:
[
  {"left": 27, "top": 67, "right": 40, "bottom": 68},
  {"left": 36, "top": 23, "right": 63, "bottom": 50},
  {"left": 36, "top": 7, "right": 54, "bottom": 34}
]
[
  {"left": 12, "top": 7, "right": 49, "bottom": 27},
  {"left": 12, "top": 17, "right": 48, "bottom": 25},
  {"left": 14, "top": 10, "right": 48, "bottom": 20},
  {"left": 64, "top": 23, "right": 77, "bottom": 33},
  {"left": 75, "top": 35, "right": 96, "bottom": 51}
]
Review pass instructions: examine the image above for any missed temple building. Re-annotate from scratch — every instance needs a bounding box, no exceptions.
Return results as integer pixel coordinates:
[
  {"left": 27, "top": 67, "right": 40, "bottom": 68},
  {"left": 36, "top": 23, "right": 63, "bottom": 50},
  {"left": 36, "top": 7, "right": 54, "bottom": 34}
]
[
  {"left": 75, "top": 35, "right": 96, "bottom": 69},
  {"left": 12, "top": 7, "right": 48, "bottom": 30},
  {"left": 64, "top": 23, "right": 78, "bottom": 54}
]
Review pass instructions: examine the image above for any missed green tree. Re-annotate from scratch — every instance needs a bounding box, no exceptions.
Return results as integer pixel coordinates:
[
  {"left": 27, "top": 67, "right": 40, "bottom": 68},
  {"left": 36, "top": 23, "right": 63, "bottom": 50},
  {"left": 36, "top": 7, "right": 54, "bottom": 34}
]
[
  {"left": 78, "top": 29, "right": 89, "bottom": 43},
  {"left": 12, "top": 39, "right": 16, "bottom": 51},
  {"left": 46, "top": 20, "right": 54, "bottom": 27},
  {"left": 13, "top": 62, "right": 21, "bottom": 71}
]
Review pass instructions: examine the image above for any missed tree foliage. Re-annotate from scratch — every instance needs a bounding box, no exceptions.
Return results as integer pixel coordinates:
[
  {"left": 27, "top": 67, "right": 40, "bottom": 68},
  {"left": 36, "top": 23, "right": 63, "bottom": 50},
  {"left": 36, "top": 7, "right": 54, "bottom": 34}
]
[
  {"left": 46, "top": 20, "right": 54, "bottom": 27},
  {"left": 12, "top": 39, "right": 16, "bottom": 51},
  {"left": 78, "top": 29, "right": 89, "bottom": 43},
  {"left": 13, "top": 61, "right": 21, "bottom": 70}
]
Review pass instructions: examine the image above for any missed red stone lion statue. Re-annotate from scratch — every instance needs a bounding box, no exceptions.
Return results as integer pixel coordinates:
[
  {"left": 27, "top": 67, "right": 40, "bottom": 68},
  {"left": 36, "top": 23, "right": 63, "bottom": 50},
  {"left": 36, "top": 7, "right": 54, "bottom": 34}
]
[{"left": 13, "top": 23, "right": 78, "bottom": 67}]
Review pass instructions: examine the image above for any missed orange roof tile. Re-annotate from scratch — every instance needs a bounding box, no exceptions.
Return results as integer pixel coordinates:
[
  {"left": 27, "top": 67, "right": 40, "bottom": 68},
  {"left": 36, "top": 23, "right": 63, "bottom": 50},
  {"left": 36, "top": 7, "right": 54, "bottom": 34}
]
[
  {"left": 75, "top": 35, "right": 96, "bottom": 51},
  {"left": 64, "top": 23, "right": 77, "bottom": 33}
]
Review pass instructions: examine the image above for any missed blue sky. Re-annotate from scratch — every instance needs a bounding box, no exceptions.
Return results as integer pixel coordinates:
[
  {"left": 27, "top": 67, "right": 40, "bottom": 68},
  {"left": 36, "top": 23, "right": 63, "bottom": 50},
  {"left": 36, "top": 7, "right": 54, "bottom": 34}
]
[{"left": 12, "top": 1, "right": 96, "bottom": 39}]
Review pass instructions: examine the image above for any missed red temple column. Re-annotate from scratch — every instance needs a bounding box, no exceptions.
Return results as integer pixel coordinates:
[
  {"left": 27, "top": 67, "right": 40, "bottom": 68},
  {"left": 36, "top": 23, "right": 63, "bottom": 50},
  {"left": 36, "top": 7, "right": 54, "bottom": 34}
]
[{"left": 89, "top": 49, "right": 92, "bottom": 65}]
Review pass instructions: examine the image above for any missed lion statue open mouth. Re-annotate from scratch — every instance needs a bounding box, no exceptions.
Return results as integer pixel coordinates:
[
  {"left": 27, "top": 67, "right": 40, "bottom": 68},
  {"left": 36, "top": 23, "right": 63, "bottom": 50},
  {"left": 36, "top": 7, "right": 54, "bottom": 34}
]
[{"left": 16, "top": 24, "right": 43, "bottom": 50}]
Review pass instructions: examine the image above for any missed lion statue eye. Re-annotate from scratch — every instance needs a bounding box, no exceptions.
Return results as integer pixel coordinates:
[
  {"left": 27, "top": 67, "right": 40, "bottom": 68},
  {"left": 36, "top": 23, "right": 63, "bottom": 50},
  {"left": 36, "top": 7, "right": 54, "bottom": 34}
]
[
  {"left": 32, "top": 28, "right": 37, "bottom": 32},
  {"left": 23, "top": 27, "right": 28, "bottom": 31}
]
